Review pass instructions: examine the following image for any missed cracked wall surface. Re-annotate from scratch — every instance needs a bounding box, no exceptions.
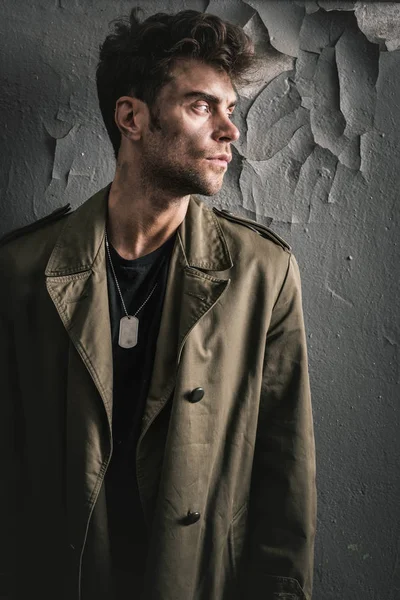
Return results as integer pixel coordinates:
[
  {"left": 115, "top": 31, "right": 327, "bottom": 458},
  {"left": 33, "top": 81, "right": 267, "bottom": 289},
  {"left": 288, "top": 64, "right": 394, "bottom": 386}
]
[{"left": 1, "top": 2, "right": 399, "bottom": 599}]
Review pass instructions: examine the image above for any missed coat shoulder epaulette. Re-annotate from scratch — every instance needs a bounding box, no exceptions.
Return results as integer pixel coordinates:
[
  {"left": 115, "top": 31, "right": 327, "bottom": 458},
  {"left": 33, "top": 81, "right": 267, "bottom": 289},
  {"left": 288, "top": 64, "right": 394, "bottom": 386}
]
[
  {"left": 0, "top": 204, "right": 72, "bottom": 248},
  {"left": 212, "top": 207, "right": 291, "bottom": 252}
]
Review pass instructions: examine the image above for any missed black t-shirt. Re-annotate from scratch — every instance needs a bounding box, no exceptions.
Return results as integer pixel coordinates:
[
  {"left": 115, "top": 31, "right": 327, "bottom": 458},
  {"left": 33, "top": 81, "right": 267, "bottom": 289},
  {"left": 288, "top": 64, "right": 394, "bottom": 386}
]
[{"left": 105, "top": 233, "right": 175, "bottom": 595}]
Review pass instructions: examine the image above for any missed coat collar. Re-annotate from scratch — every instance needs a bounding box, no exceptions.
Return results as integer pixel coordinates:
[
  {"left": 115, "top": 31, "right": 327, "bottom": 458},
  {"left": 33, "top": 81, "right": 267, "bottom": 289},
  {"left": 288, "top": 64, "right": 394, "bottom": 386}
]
[
  {"left": 178, "top": 193, "right": 233, "bottom": 271},
  {"left": 45, "top": 184, "right": 233, "bottom": 276}
]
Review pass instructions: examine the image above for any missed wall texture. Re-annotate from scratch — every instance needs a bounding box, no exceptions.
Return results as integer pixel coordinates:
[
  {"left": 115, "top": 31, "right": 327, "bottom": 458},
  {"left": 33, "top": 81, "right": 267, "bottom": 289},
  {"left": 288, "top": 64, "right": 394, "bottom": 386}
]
[{"left": 1, "top": 1, "right": 399, "bottom": 599}]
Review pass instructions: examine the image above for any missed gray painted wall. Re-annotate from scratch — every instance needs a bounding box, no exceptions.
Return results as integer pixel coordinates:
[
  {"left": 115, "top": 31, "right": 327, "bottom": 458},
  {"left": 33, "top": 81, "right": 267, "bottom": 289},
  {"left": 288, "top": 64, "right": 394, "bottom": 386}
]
[{"left": 1, "top": 1, "right": 399, "bottom": 599}]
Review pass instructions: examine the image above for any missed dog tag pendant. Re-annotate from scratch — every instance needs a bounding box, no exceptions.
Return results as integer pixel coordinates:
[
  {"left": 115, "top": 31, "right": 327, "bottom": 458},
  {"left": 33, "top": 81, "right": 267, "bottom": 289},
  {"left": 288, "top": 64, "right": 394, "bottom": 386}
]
[{"left": 119, "top": 315, "right": 139, "bottom": 348}]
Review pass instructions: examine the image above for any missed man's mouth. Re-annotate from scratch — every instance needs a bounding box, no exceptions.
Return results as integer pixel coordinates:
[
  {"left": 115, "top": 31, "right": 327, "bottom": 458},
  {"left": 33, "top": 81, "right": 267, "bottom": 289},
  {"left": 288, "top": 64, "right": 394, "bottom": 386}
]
[{"left": 206, "top": 154, "right": 231, "bottom": 167}]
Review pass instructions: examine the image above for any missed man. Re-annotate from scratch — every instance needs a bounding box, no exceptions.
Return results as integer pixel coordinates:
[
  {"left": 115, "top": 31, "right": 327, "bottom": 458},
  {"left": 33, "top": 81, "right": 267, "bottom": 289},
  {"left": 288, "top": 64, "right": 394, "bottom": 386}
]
[{"left": 0, "top": 8, "right": 316, "bottom": 600}]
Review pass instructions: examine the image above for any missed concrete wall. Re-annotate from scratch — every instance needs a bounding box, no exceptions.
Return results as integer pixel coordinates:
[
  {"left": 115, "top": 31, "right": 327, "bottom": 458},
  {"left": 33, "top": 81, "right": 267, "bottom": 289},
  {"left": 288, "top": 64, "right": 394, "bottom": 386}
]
[{"left": 1, "top": 1, "right": 399, "bottom": 599}]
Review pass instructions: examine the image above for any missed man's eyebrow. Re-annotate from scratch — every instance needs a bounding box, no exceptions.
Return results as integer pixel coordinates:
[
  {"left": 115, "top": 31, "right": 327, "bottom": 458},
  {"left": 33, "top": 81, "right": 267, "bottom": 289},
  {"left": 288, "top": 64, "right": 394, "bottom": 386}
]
[{"left": 183, "top": 91, "right": 238, "bottom": 107}]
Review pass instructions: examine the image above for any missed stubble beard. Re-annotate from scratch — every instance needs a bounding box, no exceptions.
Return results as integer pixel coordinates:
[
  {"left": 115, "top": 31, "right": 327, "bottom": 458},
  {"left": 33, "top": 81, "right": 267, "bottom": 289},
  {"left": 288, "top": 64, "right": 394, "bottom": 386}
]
[
  {"left": 143, "top": 157, "right": 222, "bottom": 198},
  {"left": 142, "top": 122, "right": 224, "bottom": 200}
]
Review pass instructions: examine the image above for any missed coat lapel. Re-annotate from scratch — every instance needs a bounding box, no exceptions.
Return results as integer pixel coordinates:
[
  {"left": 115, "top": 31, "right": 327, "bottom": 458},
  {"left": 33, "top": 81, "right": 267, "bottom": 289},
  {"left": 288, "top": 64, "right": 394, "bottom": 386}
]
[
  {"left": 140, "top": 196, "right": 233, "bottom": 432},
  {"left": 45, "top": 187, "right": 113, "bottom": 424},
  {"left": 45, "top": 186, "right": 113, "bottom": 563}
]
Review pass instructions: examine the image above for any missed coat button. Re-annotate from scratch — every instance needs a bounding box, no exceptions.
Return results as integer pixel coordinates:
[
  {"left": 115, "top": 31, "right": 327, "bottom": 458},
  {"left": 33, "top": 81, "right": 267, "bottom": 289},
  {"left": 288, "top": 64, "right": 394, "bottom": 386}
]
[
  {"left": 184, "top": 510, "right": 201, "bottom": 525},
  {"left": 189, "top": 387, "right": 204, "bottom": 403}
]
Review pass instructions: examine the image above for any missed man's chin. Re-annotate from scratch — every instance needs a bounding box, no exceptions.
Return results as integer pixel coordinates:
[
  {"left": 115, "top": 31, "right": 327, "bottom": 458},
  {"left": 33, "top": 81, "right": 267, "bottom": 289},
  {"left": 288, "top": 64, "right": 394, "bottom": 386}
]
[
  {"left": 198, "top": 184, "right": 223, "bottom": 197},
  {"left": 151, "top": 167, "right": 224, "bottom": 197},
  {"left": 193, "top": 174, "right": 225, "bottom": 197}
]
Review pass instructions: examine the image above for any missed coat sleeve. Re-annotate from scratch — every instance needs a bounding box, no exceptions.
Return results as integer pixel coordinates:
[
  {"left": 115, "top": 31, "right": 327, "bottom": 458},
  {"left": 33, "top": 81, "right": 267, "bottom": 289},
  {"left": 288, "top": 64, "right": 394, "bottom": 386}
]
[{"left": 242, "top": 253, "right": 317, "bottom": 600}]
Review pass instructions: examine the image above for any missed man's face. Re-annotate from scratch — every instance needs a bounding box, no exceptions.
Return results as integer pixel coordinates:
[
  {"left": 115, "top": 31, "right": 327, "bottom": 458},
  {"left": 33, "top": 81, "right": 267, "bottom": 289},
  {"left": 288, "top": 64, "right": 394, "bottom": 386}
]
[{"left": 139, "top": 58, "right": 240, "bottom": 197}]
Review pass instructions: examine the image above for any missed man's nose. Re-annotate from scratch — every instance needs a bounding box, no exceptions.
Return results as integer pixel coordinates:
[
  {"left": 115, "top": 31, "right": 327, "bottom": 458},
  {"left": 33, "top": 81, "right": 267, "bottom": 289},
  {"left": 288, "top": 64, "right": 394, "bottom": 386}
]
[{"left": 214, "top": 113, "right": 240, "bottom": 142}]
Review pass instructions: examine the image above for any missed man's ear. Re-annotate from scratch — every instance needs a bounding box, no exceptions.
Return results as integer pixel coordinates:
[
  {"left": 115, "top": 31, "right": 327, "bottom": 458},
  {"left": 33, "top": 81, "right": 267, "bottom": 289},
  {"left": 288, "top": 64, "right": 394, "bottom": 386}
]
[{"left": 114, "top": 96, "right": 148, "bottom": 141}]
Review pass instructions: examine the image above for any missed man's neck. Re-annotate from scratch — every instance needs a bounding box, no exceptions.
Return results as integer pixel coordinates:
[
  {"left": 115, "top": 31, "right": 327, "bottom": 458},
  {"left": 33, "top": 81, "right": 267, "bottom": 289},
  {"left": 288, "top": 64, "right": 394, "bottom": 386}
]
[{"left": 107, "top": 162, "right": 190, "bottom": 260}]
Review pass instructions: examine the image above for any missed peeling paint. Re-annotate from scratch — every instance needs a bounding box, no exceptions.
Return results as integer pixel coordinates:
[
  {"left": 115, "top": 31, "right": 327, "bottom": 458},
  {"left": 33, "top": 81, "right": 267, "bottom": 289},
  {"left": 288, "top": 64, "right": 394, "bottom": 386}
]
[
  {"left": 246, "top": 71, "right": 308, "bottom": 160},
  {"left": 383, "top": 335, "right": 397, "bottom": 347},
  {"left": 335, "top": 22, "right": 379, "bottom": 137},
  {"left": 359, "top": 131, "right": 379, "bottom": 178},
  {"left": 43, "top": 117, "right": 74, "bottom": 141},
  {"left": 310, "top": 47, "right": 347, "bottom": 156},
  {"left": 244, "top": 0, "right": 305, "bottom": 57},
  {"left": 240, "top": 123, "right": 315, "bottom": 223},
  {"left": 51, "top": 123, "right": 80, "bottom": 182},
  {"left": 355, "top": 1, "right": 400, "bottom": 51},
  {"left": 327, "top": 161, "right": 367, "bottom": 205},
  {"left": 241, "top": 12, "right": 294, "bottom": 100},
  {"left": 299, "top": 9, "right": 348, "bottom": 53},
  {"left": 375, "top": 50, "right": 400, "bottom": 138},
  {"left": 303, "top": 1, "right": 320, "bottom": 16},
  {"left": 338, "top": 136, "right": 360, "bottom": 171},
  {"left": 293, "top": 144, "right": 337, "bottom": 221},
  {"left": 288, "top": 122, "right": 315, "bottom": 162},
  {"left": 294, "top": 49, "right": 319, "bottom": 106}
]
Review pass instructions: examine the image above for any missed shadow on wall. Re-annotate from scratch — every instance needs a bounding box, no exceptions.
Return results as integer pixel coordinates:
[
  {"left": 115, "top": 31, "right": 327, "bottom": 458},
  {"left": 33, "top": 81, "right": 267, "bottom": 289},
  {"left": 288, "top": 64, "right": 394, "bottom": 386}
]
[{"left": 0, "top": 3, "right": 115, "bottom": 235}]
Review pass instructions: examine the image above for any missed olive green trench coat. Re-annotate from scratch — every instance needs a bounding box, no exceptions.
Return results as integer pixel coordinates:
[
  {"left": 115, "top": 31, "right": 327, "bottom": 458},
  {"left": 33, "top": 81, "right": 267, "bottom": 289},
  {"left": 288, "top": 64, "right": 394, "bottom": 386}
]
[{"left": 0, "top": 186, "right": 316, "bottom": 600}]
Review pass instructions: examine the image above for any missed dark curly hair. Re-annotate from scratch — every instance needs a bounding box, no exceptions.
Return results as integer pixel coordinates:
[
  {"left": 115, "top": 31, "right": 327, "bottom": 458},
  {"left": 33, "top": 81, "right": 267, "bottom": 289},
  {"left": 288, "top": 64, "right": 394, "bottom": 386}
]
[{"left": 96, "top": 8, "right": 255, "bottom": 158}]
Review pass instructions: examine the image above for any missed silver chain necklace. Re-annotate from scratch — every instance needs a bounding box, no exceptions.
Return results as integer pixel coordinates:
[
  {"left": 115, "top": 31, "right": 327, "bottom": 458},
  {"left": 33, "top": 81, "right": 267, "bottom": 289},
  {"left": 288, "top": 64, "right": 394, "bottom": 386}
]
[{"left": 105, "top": 230, "right": 158, "bottom": 349}]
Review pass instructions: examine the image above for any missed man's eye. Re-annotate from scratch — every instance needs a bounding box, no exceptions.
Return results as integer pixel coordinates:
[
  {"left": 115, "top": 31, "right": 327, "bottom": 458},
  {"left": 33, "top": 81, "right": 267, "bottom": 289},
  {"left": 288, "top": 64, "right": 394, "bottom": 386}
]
[{"left": 195, "top": 103, "right": 210, "bottom": 113}]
